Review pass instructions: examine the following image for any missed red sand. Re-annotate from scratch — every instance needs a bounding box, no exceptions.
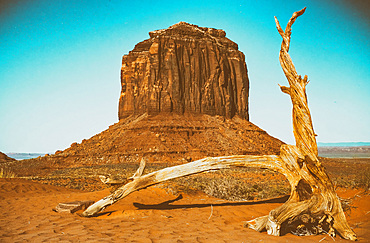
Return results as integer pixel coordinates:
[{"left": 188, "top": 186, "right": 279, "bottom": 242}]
[{"left": 0, "top": 178, "right": 369, "bottom": 242}]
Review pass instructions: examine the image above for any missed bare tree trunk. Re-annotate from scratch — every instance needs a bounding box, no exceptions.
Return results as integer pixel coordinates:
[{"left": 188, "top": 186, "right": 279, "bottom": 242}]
[
  {"left": 81, "top": 7, "right": 357, "bottom": 241},
  {"left": 244, "top": 7, "right": 356, "bottom": 240}
]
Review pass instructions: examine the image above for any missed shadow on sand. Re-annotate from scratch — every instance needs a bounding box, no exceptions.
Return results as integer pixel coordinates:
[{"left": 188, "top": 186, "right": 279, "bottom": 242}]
[
  {"left": 133, "top": 194, "right": 289, "bottom": 211},
  {"left": 88, "top": 194, "right": 289, "bottom": 217}
]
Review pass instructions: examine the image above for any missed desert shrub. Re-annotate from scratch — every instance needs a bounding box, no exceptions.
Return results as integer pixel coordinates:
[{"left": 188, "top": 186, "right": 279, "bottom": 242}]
[
  {"left": 0, "top": 168, "right": 16, "bottom": 178},
  {"left": 203, "top": 176, "right": 255, "bottom": 201},
  {"left": 330, "top": 168, "right": 370, "bottom": 191},
  {"left": 170, "top": 170, "right": 290, "bottom": 201},
  {"left": 357, "top": 168, "right": 370, "bottom": 191}
]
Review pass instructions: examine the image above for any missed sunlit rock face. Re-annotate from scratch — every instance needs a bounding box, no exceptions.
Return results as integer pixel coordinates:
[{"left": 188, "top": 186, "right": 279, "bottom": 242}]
[{"left": 119, "top": 22, "right": 250, "bottom": 120}]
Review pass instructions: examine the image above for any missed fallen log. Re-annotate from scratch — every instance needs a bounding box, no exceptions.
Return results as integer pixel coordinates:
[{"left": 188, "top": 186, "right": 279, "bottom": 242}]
[
  {"left": 80, "top": 7, "right": 357, "bottom": 240},
  {"left": 82, "top": 155, "right": 281, "bottom": 216}
]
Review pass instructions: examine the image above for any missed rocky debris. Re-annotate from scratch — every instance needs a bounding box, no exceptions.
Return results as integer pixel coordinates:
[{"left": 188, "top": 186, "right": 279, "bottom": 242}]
[
  {"left": 119, "top": 22, "right": 249, "bottom": 120},
  {"left": 14, "top": 113, "right": 283, "bottom": 173},
  {"left": 0, "top": 152, "right": 16, "bottom": 163}
]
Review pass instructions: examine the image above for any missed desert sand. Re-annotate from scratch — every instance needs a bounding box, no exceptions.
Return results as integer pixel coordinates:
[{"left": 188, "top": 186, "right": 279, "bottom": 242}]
[{"left": 0, "top": 178, "right": 368, "bottom": 242}]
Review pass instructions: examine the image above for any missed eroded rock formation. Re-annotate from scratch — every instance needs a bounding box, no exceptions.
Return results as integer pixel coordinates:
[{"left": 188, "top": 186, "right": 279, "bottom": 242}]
[
  {"left": 119, "top": 22, "right": 249, "bottom": 120},
  {"left": 4, "top": 23, "right": 285, "bottom": 177}
]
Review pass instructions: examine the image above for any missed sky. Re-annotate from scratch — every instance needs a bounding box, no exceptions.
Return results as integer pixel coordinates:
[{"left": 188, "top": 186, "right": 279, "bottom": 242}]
[{"left": 0, "top": 0, "right": 369, "bottom": 153}]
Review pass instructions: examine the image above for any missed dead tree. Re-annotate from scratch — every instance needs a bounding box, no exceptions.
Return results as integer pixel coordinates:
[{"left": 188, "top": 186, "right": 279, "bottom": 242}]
[
  {"left": 244, "top": 7, "right": 356, "bottom": 240},
  {"left": 81, "top": 8, "right": 357, "bottom": 240}
]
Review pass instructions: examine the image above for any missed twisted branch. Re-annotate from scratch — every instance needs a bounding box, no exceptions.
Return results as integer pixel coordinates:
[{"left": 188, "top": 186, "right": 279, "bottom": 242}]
[{"left": 275, "top": 7, "right": 318, "bottom": 160}]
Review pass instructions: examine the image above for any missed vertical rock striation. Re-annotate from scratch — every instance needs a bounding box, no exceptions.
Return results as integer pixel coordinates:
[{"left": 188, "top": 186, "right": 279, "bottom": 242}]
[{"left": 119, "top": 22, "right": 250, "bottom": 120}]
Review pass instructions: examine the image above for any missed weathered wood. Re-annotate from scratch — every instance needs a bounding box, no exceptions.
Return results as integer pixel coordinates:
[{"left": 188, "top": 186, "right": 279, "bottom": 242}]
[
  {"left": 244, "top": 7, "right": 356, "bottom": 240},
  {"left": 275, "top": 7, "right": 318, "bottom": 160},
  {"left": 80, "top": 7, "right": 357, "bottom": 241},
  {"left": 82, "top": 155, "right": 281, "bottom": 217},
  {"left": 129, "top": 158, "right": 146, "bottom": 180},
  {"left": 99, "top": 159, "right": 146, "bottom": 185},
  {"left": 54, "top": 200, "right": 94, "bottom": 213}
]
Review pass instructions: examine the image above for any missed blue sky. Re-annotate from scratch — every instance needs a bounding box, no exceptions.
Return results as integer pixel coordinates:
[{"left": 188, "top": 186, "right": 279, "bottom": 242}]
[{"left": 1, "top": 0, "right": 369, "bottom": 153}]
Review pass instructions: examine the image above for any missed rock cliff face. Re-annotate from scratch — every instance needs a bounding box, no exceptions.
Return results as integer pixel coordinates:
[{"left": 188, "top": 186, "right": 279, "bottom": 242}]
[{"left": 119, "top": 22, "right": 249, "bottom": 120}]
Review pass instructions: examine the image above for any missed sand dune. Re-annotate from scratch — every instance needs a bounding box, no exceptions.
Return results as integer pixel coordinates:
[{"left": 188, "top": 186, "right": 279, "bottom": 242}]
[{"left": 0, "top": 178, "right": 368, "bottom": 242}]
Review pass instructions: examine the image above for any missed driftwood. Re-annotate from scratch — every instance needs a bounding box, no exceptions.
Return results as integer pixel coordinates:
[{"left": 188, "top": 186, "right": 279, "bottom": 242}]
[{"left": 81, "top": 8, "right": 357, "bottom": 240}]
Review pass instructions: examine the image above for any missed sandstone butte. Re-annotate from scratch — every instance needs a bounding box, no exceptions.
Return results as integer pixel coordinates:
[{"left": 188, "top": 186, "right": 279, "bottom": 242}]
[
  {"left": 119, "top": 22, "right": 249, "bottom": 120},
  {"left": 8, "top": 22, "right": 284, "bottom": 171}
]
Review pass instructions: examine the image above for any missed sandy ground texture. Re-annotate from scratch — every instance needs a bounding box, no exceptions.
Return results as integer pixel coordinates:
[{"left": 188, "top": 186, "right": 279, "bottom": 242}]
[{"left": 0, "top": 178, "right": 369, "bottom": 242}]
